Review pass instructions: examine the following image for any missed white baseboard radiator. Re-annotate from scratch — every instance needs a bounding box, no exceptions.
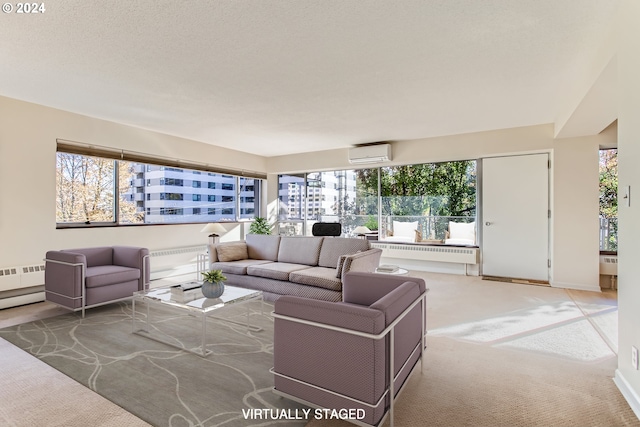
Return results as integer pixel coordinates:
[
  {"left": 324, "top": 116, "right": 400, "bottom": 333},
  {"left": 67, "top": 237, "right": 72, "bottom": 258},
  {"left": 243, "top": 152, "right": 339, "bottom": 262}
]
[
  {"left": 0, "top": 263, "right": 47, "bottom": 309},
  {"left": 599, "top": 255, "right": 618, "bottom": 289},
  {"left": 149, "top": 245, "right": 207, "bottom": 280},
  {"left": 371, "top": 242, "right": 479, "bottom": 264}
]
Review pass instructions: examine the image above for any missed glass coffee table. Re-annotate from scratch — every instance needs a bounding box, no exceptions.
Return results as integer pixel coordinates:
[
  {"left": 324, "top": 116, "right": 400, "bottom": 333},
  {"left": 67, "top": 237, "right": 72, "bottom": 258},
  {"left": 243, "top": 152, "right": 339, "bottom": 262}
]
[{"left": 132, "top": 281, "right": 263, "bottom": 357}]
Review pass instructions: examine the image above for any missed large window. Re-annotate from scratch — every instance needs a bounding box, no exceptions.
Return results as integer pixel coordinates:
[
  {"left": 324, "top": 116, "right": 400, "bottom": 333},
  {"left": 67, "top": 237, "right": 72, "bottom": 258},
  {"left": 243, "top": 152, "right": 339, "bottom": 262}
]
[
  {"left": 378, "top": 162, "right": 476, "bottom": 240},
  {"left": 56, "top": 151, "right": 262, "bottom": 226},
  {"left": 277, "top": 171, "right": 377, "bottom": 236},
  {"left": 599, "top": 149, "right": 617, "bottom": 252},
  {"left": 276, "top": 160, "right": 476, "bottom": 240},
  {"left": 56, "top": 152, "right": 118, "bottom": 223}
]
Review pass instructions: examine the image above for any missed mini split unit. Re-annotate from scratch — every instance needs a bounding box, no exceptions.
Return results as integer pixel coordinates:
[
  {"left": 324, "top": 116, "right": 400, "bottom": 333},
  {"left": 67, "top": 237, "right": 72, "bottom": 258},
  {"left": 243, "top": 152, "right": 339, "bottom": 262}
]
[{"left": 348, "top": 144, "right": 392, "bottom": 164}]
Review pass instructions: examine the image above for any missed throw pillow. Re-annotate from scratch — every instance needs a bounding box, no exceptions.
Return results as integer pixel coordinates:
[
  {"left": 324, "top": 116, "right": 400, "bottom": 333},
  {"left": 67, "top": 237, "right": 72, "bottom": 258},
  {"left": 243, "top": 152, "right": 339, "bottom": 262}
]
[
  {"left": 216, "top": 242, "right": 249, "bottom": 262},
  {"left": 448, "top": 221, "right": 476, "bottom": 242},
  {"left": 393, "top": 221, "right": 419, "bottom": 240}
]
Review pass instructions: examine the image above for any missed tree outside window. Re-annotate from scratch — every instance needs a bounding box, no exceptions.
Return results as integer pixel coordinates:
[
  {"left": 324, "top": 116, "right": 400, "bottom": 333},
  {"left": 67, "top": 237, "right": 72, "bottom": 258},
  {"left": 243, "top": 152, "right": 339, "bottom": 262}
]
[
  {"left": 56, "top": 152, "right": 261, "bottom": 226},
  {"left": 599, "top": 149, "right": 617, "bottom": 252}
]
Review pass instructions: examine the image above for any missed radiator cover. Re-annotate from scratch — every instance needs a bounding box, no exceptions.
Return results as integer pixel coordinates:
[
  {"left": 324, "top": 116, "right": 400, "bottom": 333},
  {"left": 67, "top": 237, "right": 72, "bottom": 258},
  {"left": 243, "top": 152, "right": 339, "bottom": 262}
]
[{"left": 371, "top": 242, "right": 479, "bottom": 264}]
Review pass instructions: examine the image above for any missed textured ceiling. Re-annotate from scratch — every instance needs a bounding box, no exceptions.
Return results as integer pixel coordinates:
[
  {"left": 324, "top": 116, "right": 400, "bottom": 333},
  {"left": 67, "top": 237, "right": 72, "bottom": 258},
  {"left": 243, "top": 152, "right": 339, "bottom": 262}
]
[{"left": 0, "top": 1, "right": 618, "bottom": 156}]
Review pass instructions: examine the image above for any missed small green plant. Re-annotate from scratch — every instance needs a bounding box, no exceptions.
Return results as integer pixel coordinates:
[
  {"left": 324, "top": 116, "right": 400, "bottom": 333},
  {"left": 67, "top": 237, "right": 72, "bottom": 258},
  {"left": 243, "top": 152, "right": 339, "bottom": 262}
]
[
  {"left": 201, "top": 269, "right": 227, "bottom": 283},
  {"left": 363, "top": 215, "right": 379, "bottom": 231},
  {"left": 249, "top": 217, "right": 272, "bottom": 235}
]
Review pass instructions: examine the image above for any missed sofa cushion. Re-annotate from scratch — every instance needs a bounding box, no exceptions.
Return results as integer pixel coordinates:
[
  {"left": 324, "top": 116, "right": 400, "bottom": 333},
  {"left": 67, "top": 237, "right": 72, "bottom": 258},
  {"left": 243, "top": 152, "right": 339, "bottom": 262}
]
[
  {"left": 289, "top": 267, "right": 343, "bottom": 291},
  {"left": 210, "top": 259, "right": 272, "bottom": 275},
  {"left": 216, "top": 242, "right": 249, "bottom": 262},
  {"left": 85, "top": 265, "right": 140, "bottom": 288},
  {"left": 317, "top": 238, "right": 370, "bottom": 268},
  {"left": 246, "top": 234, "right": 281, "bottom": 261},
  {"left": 247, "top": 262, "right": 312, "bottom": 281},
  {"left": 64, "top": 247, "right": 113, "bottom": 268},
  {"left": 277, "top": 237, "right": 324, "bottom": 266}
]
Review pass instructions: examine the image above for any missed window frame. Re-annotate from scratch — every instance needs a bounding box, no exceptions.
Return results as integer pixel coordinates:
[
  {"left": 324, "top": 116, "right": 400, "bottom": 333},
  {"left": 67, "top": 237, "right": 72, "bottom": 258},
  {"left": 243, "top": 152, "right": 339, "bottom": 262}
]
[
  {"left": 56, "top": 145, "right": 264, "bottom": 229},
  {"left": 277, "top": 159, "right": 477, "bottom": 238}
]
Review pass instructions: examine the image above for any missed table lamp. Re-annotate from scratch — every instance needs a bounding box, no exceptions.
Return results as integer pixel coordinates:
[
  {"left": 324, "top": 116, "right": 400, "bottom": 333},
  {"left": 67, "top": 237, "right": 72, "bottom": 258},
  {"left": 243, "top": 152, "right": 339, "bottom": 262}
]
[
  {"left": 201, "top": 223, "right": 227, "bottom": 245},
  {"left": 352, "top": 225, "right": 371, "bottom": 239}
]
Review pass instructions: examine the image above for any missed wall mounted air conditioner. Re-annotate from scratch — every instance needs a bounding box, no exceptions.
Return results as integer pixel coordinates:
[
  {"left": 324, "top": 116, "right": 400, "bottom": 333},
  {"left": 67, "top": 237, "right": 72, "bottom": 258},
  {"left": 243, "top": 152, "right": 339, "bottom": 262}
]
[{"left": 348, "top": 144, "right": 392, "bottom": 164}]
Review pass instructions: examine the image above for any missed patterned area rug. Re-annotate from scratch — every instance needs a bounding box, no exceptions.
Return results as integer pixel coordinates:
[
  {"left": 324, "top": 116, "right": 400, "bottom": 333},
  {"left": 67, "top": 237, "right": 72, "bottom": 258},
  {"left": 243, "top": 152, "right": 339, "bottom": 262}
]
[{"left": 0, "top": 301, "right": 307, "bottom": 427}]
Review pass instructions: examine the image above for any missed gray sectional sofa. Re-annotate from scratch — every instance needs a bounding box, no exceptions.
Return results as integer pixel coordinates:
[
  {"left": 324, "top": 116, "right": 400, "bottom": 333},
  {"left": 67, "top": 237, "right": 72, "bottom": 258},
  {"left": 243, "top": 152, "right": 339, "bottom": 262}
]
[{"left": 208, "top": 234, "right": 382, "bottom": 301}]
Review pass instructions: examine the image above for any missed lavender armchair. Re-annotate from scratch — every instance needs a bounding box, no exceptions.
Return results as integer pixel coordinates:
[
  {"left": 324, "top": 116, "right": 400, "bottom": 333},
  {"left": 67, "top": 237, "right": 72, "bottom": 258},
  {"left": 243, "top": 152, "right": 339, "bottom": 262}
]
[
  {"left": 272, "top": 271, "right": 427, "bottom": 427},
  {"left": 45, "top": 246, "right": 150, "bottom": 317}
]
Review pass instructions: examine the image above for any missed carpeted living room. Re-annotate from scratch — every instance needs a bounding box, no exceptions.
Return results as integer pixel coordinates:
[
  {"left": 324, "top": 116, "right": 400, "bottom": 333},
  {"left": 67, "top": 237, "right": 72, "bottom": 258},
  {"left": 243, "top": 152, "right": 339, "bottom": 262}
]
[
  {"left": 2, "top": 1, "right": 640, "bottom": 426},
  {"left": 0, "top": 272, "right": 637, "bottom": 426}
]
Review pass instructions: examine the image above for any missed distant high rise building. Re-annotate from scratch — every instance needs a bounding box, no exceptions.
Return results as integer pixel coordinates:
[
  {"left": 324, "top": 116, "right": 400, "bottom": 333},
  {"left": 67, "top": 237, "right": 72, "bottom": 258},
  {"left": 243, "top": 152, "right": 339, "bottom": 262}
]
[{"left": 123, "top": 164, "right": 259, "bottom": 223}]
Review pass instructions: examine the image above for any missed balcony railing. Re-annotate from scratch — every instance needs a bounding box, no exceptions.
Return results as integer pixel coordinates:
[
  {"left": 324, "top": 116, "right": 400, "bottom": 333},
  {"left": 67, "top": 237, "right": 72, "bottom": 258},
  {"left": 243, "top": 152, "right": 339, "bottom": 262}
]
[{"left": 279, "top": 215, "right": 615, "bottom": 251}]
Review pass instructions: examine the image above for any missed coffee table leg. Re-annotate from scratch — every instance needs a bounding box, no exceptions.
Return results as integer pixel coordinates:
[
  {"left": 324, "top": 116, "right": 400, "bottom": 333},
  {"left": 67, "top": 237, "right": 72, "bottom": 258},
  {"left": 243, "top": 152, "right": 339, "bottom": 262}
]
[
  {"left": 201, "top": 312, "right": 207, "bottom": 356},
  {"left": 132, "top": 298, "right": 136, "bottom": 333},
  {"left": 146, "top": 300, "right": 150, "bottom": 331}
]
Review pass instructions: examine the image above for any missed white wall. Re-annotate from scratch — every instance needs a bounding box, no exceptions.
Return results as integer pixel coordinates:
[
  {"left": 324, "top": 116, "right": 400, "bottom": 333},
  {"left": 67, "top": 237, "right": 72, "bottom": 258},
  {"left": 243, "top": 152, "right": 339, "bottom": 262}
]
[
  {"left": 0, "top": 93, "right": 614, "bottom": 295},
  {"left": 0, "top": 95, "right": 266, "bottom": 269},
  {"left": 266, "top": 124, "right": 613, "bottom": 291},
  {"left": 552, "top": 136, "right": 602, "bottom": 290},
  {"left": 615, "top": 0, "right": 640, "bottom": 417}
]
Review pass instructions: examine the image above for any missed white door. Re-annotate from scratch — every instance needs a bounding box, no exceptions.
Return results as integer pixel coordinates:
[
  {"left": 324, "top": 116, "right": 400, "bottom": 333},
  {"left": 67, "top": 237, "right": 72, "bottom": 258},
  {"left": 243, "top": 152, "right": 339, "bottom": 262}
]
[{"left": 482, "top": 154, "right": 549, "bottom": 281}]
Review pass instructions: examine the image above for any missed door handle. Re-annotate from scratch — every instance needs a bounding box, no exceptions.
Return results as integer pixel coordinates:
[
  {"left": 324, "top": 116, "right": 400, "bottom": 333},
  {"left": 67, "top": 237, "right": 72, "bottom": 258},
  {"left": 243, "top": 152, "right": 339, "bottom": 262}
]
[{"left": 485, "top": 222, "right": 492, "bottom": 226}]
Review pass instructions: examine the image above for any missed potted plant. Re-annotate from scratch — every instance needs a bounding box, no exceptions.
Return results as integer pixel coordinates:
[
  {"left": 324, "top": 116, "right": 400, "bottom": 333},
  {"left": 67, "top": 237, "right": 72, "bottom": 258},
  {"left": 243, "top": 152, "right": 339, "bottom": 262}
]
[
  {"left": 249, "top": 217, "right": 271, "bottom": 235},
  {"left": 201, "top": 269, "right": 227, "bottom": 298}
]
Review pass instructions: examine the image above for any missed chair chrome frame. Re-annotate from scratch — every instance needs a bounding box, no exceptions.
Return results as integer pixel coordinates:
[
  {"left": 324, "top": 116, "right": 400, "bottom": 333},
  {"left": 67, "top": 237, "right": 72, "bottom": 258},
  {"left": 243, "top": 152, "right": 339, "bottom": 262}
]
[
  {"left": 43, "top": 254, "right": 150, "bottom": 317},
  {"left": 271, "top": 290, "right": 427, "bottom": 427}
]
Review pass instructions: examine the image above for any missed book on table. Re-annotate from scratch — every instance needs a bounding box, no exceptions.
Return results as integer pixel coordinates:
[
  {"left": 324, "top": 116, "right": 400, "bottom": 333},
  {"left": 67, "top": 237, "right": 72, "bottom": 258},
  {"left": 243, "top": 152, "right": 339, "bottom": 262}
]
[
  {"left": 170, "top": 281, "right": 203, "bottom": 303},
  {"left": 377, "top": 264, "right": 399, "bottom": 273}
]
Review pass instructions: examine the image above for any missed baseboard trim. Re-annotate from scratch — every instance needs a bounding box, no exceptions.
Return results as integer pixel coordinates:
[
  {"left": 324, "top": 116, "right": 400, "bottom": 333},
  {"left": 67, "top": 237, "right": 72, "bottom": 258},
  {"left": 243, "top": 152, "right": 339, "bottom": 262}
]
[
  {"left": 614, "top": 369, "right": 640, "bottom": 421},
  {"left": 482, "top": 276, "right": 550, "bottom": 286},
  {"left": 0, "top": 291, "right": 45, "bottom": 310},
  {"left": 550, "top": 281, "right": 601, "bottom": 292}
]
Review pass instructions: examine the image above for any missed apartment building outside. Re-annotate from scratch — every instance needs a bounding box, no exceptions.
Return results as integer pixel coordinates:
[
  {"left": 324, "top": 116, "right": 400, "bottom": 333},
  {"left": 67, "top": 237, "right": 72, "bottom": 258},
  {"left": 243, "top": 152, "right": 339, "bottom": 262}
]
[{"left": 123, "top": 164, "right": 260, "bottom": 223}]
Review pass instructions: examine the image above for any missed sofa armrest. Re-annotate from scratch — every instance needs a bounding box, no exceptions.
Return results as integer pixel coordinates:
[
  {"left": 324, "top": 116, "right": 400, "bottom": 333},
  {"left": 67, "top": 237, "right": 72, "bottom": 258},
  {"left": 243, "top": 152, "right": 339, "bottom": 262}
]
[
  {"left": 44, "top": 250, "right": 86, "bottom": 299},
  {"left": 113, "top": 246, "right": 150, "bottom": 289},
  {"left": 342, "top": 271, "right": 427, "bottom": 306},
  {"left": 370, "top": 282, "right": 421, "bottom": 325},
  {"left": 275, "top": 295, "right": 385, "bottom": 335},
  {"left": 45, "top": 250, "right": 86, "bottom": 266},
  {"left": 340, "top": 248, "right": 382, "bottom": 280}
]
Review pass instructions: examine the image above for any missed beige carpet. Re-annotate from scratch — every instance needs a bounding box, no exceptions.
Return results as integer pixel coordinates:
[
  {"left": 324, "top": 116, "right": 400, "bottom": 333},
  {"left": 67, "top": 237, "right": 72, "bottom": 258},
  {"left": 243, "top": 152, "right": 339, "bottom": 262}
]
[
  {"left": 1, "top": 273, "right": 638, "bottom": 427},
  {"left": 306, "top": 272, "right": 639, "bottom": 427},
  {"left": 0, "top": 337, "right": 150, "bottom": 427}
]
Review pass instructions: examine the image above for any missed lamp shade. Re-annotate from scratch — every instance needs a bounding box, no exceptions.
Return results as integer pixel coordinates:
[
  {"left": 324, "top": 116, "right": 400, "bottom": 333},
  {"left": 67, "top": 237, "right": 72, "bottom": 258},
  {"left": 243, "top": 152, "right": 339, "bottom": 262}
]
[
  {"left": 352, "top": 226, "right": 372, "bottom": 235},
  {"left": 200, "top": 223, "right": 227, "bottom": 236}
]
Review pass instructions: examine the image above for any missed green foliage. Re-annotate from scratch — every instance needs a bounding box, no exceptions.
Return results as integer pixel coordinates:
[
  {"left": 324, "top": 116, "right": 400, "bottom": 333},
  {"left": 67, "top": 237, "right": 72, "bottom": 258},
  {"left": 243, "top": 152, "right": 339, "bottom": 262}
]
[
  {"left": 599, "top": 149, "right": 618, "bottom": 251},
  {"left": 249, "top": 217, "right": 272, "bottom": 235},
  {"left": 356, "top": 161, "right": 476, "bottom": 218},
  {"left": 201, "top": 269, "right": 227, "bottom": 283},
  {"left": 363, "top": 215, "right": 379, "bottom": 230},
  {"left": 599, "top": 149, "right": 617, "bottom": 219}
]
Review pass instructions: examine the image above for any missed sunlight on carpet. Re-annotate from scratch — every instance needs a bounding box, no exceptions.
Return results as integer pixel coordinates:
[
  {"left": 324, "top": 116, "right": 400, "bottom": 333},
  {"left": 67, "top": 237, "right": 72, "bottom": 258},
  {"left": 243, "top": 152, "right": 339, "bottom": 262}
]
[{"left": 428, "top": 297, "right": 616, "bottom": 362}]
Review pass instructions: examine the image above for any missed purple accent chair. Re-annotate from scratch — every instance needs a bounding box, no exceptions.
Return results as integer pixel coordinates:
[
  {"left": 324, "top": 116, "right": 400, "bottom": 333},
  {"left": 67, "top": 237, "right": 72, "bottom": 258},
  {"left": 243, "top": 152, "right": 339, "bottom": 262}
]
[
  {"left": 272, "top": 271, "right": 427, "bottom": 427},
  {"left": 45, "top": 246, "right": 150, "bottom": 317}
]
